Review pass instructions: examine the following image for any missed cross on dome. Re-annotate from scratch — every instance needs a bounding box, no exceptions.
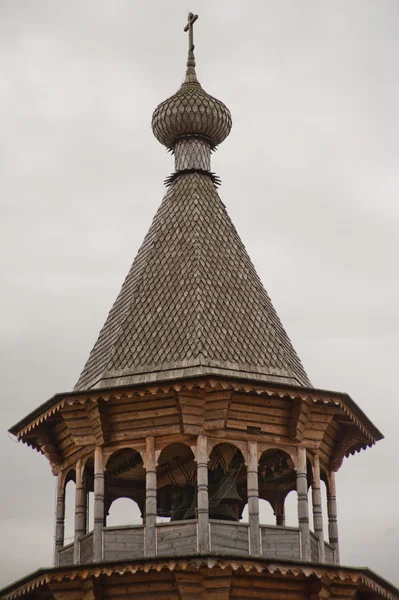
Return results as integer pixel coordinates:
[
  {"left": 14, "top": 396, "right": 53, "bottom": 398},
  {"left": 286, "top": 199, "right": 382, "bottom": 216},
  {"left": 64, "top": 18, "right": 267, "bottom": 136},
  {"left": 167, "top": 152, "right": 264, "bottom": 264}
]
[{"left": 184, "top": 12, "right": 198, "bottom": 73}]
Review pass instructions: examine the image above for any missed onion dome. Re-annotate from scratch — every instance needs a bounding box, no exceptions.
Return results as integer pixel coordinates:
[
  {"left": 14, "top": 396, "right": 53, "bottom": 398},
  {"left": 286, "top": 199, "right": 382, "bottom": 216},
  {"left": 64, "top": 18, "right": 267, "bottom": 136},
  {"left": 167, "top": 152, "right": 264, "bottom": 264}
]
[{"left": 151, "top": 14, "right": 232, "bottom": 150}]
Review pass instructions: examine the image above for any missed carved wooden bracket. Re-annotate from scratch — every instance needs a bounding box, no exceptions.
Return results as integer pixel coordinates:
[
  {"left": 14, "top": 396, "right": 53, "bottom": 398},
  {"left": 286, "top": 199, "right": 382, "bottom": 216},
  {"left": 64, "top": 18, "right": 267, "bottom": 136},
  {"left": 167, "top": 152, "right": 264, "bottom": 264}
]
[
  {"left": 310, "top": 578, "right": 359, "bottom": 600},
  {"left": 330, "top": 424, "right": 367, "bottom": 472},
  {"left": 62, "top": 403, "right": 94, "bottom": 447},
  {"left": 174, "top": 567, "right": 232, "bottom": 600},
  {"left": 86, "top": 399, "right": 112, "bottom": 446},
  {"left": 81, "top": 577, "right": 104, "bottom": 600},
  {"left": 35, "top": 425, "right": 62, "bottom": 467},
  {"left": 288, "top": 397, "right": 312, "bottom": 442}
]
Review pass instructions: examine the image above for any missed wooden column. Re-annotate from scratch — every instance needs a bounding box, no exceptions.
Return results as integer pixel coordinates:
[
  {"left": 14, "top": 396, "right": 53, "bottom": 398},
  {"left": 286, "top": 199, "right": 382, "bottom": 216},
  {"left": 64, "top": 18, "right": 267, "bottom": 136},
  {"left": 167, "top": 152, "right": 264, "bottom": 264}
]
[
  {"left": 197, "top": 434, "right": 209, "bottom": 553},
  {"left": 54, "top": 473, "right": 65, "bottom": 566},
  {"left": 297, "top": 446, "right": 311, "bottom": 561},
  {"left": 312, "top": 455, "right": 325, "bottom": 563},
  {"left": 145, "top": 436, "right": 157, "bottom": 557},
  {"left": 275, "top": 496, "right": 286, "bottom": 527},
  {"left": 93, "top": 447, "right": 104, "bottom": 562},
  {"left": 327, "top": 470, "right": 340, "bottom": 564},
  {"left": 74, "top": 459, "right": 86, "bottom": 563},
  {"left": 247, "top": 440, "right": 260, "bottom": 556}
]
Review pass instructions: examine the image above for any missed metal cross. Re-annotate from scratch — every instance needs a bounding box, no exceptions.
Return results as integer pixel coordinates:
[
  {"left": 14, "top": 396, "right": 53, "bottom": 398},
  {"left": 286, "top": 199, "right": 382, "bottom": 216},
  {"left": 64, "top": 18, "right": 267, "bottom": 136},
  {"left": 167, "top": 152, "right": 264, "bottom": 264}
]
[{"left": 184, "top": 12, "right": 198, "bottom": 57}]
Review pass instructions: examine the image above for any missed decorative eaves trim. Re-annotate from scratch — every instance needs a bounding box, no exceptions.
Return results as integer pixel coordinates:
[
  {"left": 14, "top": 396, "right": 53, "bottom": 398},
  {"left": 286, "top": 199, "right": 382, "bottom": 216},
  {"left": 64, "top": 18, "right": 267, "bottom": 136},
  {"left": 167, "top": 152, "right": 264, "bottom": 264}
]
[
  {"left": 1, "top": 557, "right": 398, "bottom": 600},
  {"left": 10, "top": 376, "right": 381, "bottom": 446}
]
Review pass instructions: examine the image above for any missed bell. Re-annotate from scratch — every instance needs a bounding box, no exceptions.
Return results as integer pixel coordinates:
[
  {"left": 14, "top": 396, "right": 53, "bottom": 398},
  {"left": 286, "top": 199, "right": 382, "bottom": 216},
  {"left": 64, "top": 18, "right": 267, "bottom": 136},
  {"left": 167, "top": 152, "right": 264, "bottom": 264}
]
[
  {"left": 209, "top": 472, "right": 242, "bottom": 505},
  {"left": 171, "top": 486, "right": 195, "bottom": 521},
  {"left": 183, "top": 485, "right": 197, "bottom": 520},
  {"left": 209, "top": 502, "right": 238, "bottom": 521}
]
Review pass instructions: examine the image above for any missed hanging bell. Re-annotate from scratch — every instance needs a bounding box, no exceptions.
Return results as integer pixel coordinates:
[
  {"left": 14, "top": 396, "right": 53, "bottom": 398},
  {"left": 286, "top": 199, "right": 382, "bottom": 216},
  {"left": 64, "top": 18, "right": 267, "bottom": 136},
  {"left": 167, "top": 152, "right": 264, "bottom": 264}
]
[
  {"left": 170, "top": 486, "right": 192, "bottom": 521},
  {"left": 209, "top": 472, "right": 242, "bottom": 505},
  {"left": 209, "top": 502, "right": 238, "bottom": 521},
  {"left": 183, "top": 485, "right": 197, "bottom": 520}
]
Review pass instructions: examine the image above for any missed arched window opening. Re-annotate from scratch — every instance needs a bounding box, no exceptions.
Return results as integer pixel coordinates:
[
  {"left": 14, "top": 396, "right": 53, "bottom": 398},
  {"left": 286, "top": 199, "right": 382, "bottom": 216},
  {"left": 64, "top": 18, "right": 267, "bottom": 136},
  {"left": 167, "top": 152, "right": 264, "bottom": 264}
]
[
  {"left": 157, "top": 443, "right": 196, "bottom": 523},
  {"left": 84, "top": 458, "right": 94, "bottom": 533},
  {"left": 258, "top": 449, "right": 296, "bottom": 527},
  {"left": 105, "top": 448, "right": 145, "bottom": 528},
  {"left": 320, "top": 472, "right": 329, "bottom": 536},
  {"left": 107, "top": 497, "right": 142, "bottom": 527},
  {"left": 240, "top": 503, "right": 249, "bottom": 523},
  {"left": 64, "top": 470, "right": 76, "bottom": 545},
  {"left": 284, "top": 490, "right": 298, "bottom": 527},
  {"left": 208, "top": 443, "right": 246, "bottom": 522},
  {"left": 258, "top": 498, "right": 276, "bottom": 525}
]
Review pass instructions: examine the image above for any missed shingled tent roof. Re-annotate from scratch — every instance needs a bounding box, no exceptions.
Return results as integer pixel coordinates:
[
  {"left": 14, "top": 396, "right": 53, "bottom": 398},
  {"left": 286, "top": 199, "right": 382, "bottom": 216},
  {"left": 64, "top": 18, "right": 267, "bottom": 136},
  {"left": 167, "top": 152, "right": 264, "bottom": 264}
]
[
  {"left": 75, "top": 29, "right": 310, "bottom": 391},
  {"left": 75, "top": 172, "right": 310, "bottom": 390}
]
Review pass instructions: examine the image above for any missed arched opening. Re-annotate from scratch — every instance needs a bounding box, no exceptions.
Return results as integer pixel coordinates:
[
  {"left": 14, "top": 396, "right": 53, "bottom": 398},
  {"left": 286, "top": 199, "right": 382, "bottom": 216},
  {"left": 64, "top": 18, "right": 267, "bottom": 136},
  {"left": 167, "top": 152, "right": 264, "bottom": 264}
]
[
  {"left": 258, "top": 449, "right": 296, "bottom": 527},
  {"left": 208, "top": 443, "right": 246, "bottom": 521},
  {"left": 84, "top": 457, "right": 94, "bottom": 533},
  {"left": 284, "top": 489, "right": 298, "bottom": 527},
  {"left": 64, "top": 469, "right": 76, "bottom": 544},
  {"left": 107, "top": 497, "right": 142, "bottom": 527},
  {"left": 105, "top": 448, "right": 145, "bottom": 527},
  {"left": 258, "top": 498, "right": 276, "bottom": 525},
  {"left": 157, "top": 443, "right": 196, "bottom": 522},
  {"left": 320, "top": 470, "right": 329, "bottom": 537}
]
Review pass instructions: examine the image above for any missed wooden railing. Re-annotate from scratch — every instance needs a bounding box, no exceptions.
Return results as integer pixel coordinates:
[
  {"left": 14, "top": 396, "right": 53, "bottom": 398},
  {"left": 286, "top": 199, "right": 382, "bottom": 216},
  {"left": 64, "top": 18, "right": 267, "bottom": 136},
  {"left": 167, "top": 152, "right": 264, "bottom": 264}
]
[
  {"left": 261, "top": 525, "right": 301, "bottom": 560},
  {"left": 58, "top": 522, "right": 335, "bottom": 565},
  {"left": 58, "top": 541, "right": 74, "bottom": 566},
  {"left": 310, "top": 530, "right": 319, "bottom": 562},
  {"left": 80, "top": 531, "right": 93, "bottom": 563},
  {"left": 210, "top": 520, "right": 249, "bottom": 555},
  {"left": 103, "top": 525, "right": 144, "bottom": 561},
  {"left": 324, "top": 541, "right": 335, "bottom": 564},
  {"left": 156, "top": 520, "right": 197, "bottom": 555}
]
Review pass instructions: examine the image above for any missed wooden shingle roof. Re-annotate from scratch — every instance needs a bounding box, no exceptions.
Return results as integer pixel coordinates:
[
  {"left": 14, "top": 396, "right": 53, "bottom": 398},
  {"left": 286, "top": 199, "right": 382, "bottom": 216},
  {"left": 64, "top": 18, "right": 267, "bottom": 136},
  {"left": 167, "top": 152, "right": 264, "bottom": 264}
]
[{"left": 75, "top": 173, "right": 310, "bottom": 391}]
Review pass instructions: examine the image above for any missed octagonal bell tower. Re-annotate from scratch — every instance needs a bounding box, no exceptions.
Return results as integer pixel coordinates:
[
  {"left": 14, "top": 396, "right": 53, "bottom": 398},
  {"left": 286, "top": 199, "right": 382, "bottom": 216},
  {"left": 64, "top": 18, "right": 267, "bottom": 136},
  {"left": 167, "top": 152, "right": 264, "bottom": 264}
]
[{"left": 2, "top": 13, "right": 397, "bottom": 600}]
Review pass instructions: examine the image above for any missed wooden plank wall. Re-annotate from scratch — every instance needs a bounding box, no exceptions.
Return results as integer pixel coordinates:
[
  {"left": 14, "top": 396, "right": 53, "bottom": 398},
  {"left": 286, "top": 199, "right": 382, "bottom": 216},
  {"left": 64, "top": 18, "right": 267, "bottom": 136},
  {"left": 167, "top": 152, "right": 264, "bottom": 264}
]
[
  {"left": 324, "top": 541, "right": 335, "bottom": 564},
  {"left": 156, "top": 521, "right": 197, "bottom": 556},
  {"left": 310, "top": 530, "right": 319, "bottom": 562},
  {"left": 260, "top": 525, "right": 301, "bottom": 560},
  {"left": 103, "top": 526, "right": 144, "bottom": 561},
  {"left": 210, "top": 520, "right": 249, "bottom": 555},
  {"left": 58, "top": 543, "right": 74, "bottom": 566},
  {"left": 79, "top": 532, "right": 93, "bottom": 563}
]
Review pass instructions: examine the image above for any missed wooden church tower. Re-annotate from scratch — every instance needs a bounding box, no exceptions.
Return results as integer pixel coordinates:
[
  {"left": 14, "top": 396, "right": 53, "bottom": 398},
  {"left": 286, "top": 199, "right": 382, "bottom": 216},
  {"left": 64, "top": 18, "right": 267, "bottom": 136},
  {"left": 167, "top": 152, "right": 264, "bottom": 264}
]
[{"left": 2, "top": 13, "right": 398, "bottom": 600}]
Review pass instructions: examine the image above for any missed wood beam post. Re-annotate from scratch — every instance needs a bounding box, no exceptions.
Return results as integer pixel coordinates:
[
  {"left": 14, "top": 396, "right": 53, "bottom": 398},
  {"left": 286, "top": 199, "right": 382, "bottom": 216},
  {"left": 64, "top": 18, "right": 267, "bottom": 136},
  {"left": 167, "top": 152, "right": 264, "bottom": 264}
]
[
  {"left": 247, "top": 440, "right": 260, "bottom": 556},
  {"left": 312, "top": 454, "right": 325, "bottom": 563},
  {"left": 197, "top": 434, "right": 209, "bottom": 553},
  {"left": 327, "top": 470, "right": 340, "bottom": 564},
  {"left": 54, "top": 473, "right": 65, "bottom": 566},
  {"left": 297, "top": 446, "right": 311, "bottom": 561},
  {"left": 275, "top": 496, "right": 286, "bottom": 527},
  {"left": 93, "top": 447, "right": 104, "bottom": 562},
  {"left": 145, "top": 436, "right": 157, "bottom": 557},
  {"left": 74, "top": 459, "right": 86, "bottom": 564}
]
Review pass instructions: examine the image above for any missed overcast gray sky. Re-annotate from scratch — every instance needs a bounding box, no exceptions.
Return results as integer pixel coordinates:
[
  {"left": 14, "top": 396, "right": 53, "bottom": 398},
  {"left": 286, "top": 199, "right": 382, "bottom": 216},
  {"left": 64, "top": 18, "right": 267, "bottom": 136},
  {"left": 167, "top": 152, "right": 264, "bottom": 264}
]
[{"left": 1, "top": 0, "right": 399, "bottom": 589}]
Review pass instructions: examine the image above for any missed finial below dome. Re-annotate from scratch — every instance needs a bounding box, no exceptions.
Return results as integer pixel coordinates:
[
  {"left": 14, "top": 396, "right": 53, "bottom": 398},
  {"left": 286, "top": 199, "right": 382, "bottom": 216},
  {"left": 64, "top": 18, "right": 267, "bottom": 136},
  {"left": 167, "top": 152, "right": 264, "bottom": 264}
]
[{"left": 183, "top": 12, "right": 199, "bottom": 84}]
